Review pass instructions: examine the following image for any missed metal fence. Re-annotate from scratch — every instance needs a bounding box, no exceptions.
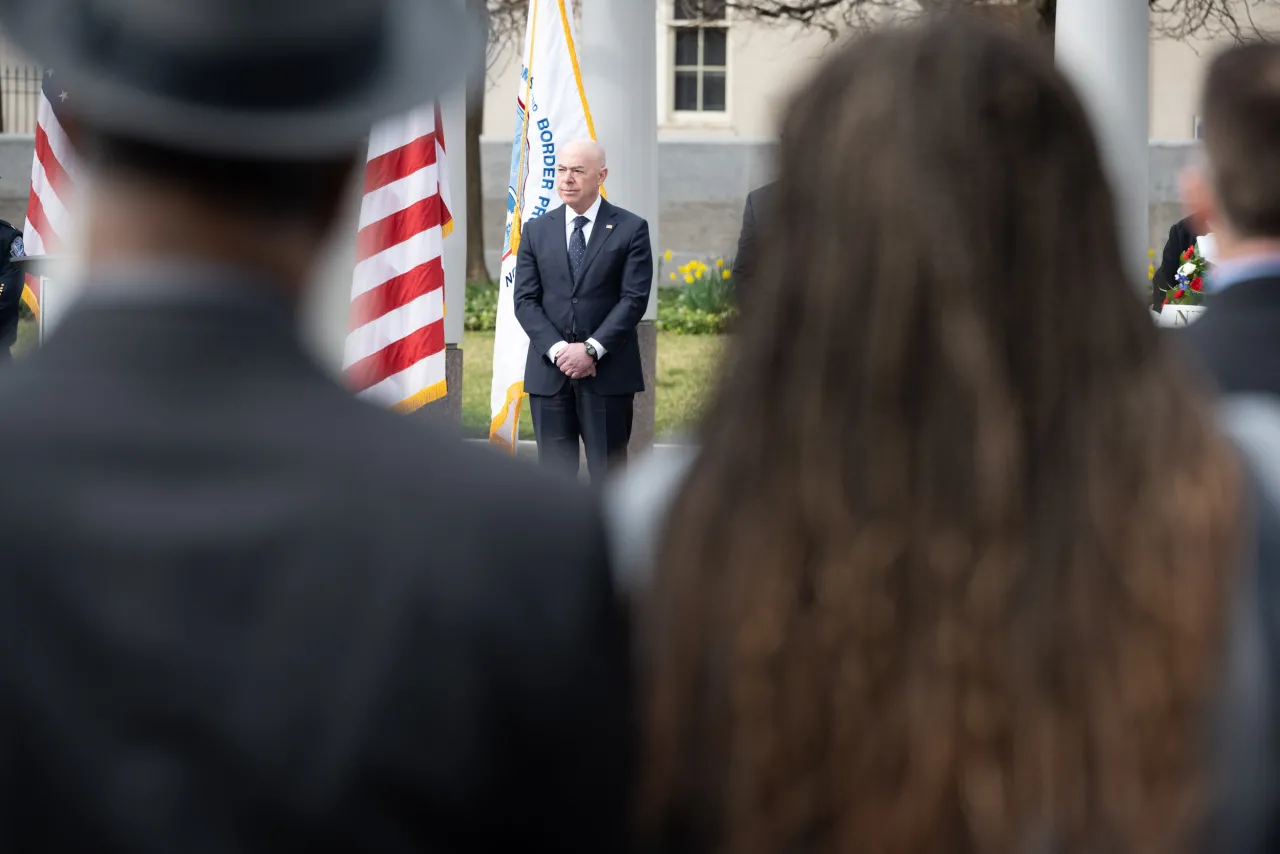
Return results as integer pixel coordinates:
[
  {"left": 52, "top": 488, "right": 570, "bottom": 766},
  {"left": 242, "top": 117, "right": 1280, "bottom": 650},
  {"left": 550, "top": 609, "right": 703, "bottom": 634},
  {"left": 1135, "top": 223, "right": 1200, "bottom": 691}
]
[{"left": 0, "top": 64, "right": 41, "bottom": 133}]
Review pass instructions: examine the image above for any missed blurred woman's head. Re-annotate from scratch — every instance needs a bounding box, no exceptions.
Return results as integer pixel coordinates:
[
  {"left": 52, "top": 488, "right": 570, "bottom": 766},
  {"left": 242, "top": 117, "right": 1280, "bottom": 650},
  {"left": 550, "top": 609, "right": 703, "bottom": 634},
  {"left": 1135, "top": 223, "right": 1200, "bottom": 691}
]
[{"left": 642, "top": 16, "right": 1240, "bottom": 854}]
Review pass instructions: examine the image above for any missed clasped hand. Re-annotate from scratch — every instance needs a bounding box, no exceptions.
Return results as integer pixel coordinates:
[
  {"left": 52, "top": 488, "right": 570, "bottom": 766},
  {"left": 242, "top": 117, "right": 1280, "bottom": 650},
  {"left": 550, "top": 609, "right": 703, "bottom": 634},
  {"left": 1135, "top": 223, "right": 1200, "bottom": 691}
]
[{"left": 557, "top": 343, "right": 596, "bottom": 379}]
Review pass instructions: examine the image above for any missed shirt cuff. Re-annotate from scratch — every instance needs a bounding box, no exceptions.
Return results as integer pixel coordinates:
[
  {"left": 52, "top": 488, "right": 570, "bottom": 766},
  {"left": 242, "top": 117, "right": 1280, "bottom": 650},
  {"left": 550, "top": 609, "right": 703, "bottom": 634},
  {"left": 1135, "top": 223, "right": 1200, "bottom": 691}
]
[
  {"left": 548, "top": 341, "right": 569, "bottom": 363},
  {"left": 587, "top": 338, "right": 606, "bottom": 359}
]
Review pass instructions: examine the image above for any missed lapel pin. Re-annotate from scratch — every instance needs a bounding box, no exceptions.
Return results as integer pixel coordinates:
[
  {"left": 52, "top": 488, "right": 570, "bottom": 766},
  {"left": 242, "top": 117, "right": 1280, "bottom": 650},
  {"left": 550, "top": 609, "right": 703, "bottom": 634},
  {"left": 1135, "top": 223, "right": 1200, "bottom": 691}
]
[{"left": 606, "top": 224, "right": 614, "bottom": 230}]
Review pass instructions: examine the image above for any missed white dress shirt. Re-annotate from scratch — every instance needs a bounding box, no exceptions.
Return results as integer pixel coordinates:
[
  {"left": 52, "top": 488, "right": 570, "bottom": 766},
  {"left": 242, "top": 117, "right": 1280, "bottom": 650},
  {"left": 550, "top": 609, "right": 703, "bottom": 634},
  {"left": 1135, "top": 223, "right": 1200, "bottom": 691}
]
[{"left": 549, "top": 194, "right": 607, "bottom": 365}]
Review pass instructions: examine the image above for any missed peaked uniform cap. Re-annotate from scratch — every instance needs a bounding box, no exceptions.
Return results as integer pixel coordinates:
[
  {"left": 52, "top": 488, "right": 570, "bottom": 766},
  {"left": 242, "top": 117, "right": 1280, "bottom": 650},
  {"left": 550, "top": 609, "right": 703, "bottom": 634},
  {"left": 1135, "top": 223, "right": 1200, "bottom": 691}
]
[{"left": 0, "top": 0, "right": 481, "bottom": 158}]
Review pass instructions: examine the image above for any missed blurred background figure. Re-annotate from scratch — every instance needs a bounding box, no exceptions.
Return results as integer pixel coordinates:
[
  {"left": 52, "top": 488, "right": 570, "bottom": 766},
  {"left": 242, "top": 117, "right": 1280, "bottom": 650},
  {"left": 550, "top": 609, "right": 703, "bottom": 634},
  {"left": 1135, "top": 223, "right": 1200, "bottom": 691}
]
[
  {"left": 728, "top": 181, "right": 774, "bottom": 306},
  {"left": 616, "top": 18, "right": 1244, "bottom": 854},
  {"left": 0, "top": 1, "right": 633, "bottom": 851},
  {"left": 1152, "top": 212, "right": 1209, "bottom": 312},
  {"left": 0, "top": 213, "right": 25, "bottom": 363}
]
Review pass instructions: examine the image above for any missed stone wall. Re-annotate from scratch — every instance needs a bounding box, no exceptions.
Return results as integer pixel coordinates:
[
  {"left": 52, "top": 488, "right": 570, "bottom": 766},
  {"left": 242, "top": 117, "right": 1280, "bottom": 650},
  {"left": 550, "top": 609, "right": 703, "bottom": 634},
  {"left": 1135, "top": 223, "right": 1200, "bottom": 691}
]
[
  {"left": 0, "top": 133, "right": 1197, "bottom": 273},
  {"left": 486, "top": 138, "right": 1197, "bottom": 277},
  {"left": 480, "top": 137, "right": 777, "bottom": 275}
]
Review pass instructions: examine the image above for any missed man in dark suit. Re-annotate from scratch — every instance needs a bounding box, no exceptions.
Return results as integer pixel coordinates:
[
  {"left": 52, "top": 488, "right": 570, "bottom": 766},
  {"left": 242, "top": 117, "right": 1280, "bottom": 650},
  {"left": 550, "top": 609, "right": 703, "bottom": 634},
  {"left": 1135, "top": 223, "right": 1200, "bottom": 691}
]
[
  {"left": 729, "top": 181, "right": 774, "bottom": 303},
  {"left": 1151, "top": 213, "right": 1209, "bottom": 312},
  {"left": 0, "top": 2, "right": 633, "bottom": 852},
  {"left": 514, "top": 139, "right": 652, "bottom": 480}
]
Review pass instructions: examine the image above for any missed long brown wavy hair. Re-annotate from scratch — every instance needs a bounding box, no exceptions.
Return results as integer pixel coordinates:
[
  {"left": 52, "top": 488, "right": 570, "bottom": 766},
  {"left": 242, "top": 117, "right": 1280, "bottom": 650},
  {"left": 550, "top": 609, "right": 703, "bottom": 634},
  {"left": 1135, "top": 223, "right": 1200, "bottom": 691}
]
[{"left": 640, "top": 18, "right": 1242, "bottom": 854}]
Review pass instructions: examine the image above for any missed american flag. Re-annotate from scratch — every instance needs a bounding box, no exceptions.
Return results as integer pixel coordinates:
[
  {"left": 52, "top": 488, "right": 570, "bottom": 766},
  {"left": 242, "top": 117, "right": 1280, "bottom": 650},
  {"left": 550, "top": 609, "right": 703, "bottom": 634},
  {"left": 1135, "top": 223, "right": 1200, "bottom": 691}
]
[
  {"left": 21, "top": 67, "right": 78, "bottom": 316},
  {"left": 344, "top": 103, "right": 453, "bottom": 412}
]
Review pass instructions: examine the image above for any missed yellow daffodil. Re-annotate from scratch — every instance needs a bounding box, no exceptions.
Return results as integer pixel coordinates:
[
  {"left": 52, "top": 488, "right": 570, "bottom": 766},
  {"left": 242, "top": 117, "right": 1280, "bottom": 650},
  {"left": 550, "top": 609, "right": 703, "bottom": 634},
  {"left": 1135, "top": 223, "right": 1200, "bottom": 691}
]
[
  {"left": 664, "top": 249, "right": 673, "bottom": 262},
  {"left": 1148, "top": 248, "right": 1155, "bottom": 258},
  {"left": 684, "top": 274, "right": 694, "bottom": 284},
  {"left": 1148, "top": 263, "right": 1156, "bottom": 280},
  {"left": 716, "top": 258, "right": 724, "bottom": 268},
  {"left": 669, "top": 272, "right": 677, "bottom": 281},
  {"left": 722, "top": 269, "right": 731, "bottom": 280},
  {"left": 678, "top": 263, "right": 689, "bottom": 274}
]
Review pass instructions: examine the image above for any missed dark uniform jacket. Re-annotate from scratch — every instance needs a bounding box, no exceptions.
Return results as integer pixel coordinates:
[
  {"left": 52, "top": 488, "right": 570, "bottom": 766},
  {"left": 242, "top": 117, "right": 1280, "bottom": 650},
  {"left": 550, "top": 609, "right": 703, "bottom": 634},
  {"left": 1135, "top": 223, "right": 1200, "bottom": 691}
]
[
  {"left": 0, "top": 220, "right": 25, "bottom": 360},
  {"left": 0, "top": 265, "right": 635, "bottom": 853}
]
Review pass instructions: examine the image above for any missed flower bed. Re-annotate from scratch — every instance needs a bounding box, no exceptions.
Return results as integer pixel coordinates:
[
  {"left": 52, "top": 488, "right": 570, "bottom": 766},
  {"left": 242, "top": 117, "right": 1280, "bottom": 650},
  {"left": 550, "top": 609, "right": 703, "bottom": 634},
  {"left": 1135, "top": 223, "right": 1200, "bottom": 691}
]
[{"left": 464, "top": 248, "right": 740, "bottom": 335}]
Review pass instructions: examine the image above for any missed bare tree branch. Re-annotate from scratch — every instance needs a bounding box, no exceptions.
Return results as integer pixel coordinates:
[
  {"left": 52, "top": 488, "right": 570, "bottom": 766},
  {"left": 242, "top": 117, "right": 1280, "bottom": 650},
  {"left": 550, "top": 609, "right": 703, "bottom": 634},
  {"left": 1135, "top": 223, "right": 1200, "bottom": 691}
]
[{"left": 672, "top": 0, "right": 1276, "bottom": 38}]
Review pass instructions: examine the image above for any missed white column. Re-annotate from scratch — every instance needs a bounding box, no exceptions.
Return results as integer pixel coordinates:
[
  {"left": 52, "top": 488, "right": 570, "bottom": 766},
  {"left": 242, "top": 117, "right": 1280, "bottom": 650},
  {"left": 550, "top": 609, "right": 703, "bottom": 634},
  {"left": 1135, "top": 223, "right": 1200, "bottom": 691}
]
[
  {"left": 1056, "top": 0, "right": 1149, "bottom": 285},
  {"left": 580, "top": 0, "right": 660, "bottom": 320},
  {"left": 441, "top": 88, "right": 468, "bottom": 345}
]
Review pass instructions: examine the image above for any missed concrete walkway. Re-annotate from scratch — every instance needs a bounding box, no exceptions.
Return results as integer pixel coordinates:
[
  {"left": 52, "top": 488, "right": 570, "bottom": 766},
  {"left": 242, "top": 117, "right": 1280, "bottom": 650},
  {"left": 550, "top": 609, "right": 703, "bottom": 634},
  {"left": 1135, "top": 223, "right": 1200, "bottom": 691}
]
[{"left": 462, "top": 438, "right": 692, "bottom": 462}]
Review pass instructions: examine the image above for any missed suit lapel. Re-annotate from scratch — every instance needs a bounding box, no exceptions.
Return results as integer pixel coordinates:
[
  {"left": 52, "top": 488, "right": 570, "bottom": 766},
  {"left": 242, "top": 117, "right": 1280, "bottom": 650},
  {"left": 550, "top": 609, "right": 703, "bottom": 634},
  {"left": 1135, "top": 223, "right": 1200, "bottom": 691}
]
[{"left": 573, "top": 200, "right": 618, "bottom": 292}]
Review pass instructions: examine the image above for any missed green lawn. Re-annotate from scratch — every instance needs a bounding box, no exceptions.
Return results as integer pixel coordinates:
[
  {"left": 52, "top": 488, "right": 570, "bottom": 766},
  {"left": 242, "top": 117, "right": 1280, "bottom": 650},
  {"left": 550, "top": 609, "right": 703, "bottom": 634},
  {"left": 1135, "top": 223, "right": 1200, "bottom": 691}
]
[
  {"left": 462, "top": 330, "right": 723, "bottom": 440},
  {"left": 16, "top": 319, "right": 723, "bottom": 439},
  {"left": 16, "top": 316, "right": 35, "bottom": 358}
]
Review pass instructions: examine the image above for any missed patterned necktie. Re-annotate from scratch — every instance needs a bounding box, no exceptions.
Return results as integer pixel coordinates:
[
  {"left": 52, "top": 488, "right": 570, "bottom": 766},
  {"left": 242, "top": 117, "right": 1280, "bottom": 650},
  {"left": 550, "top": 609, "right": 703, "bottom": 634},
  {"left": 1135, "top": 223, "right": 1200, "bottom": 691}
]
[{"left": 569, "top": 215, "right": 589, "bottom": 280}]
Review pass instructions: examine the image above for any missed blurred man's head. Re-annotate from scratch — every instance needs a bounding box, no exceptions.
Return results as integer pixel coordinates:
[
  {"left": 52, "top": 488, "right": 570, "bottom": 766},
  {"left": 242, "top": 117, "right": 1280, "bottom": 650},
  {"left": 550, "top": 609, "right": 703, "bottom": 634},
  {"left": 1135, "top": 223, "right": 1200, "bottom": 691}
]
[
  {"left": 1182, "top": 41, "right": 1280, "bottom": 256},
  {"left": 557, "top": 139, "right": 607, "bottom": 214},
  {"left": 71, "top": 130, "right": 361, "bottom": 293}
]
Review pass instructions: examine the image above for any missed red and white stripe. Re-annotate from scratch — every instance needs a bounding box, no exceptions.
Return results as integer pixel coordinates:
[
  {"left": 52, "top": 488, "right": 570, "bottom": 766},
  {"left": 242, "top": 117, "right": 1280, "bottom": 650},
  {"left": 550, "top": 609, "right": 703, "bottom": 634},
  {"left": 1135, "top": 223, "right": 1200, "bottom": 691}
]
[
  {"left": 21, "top": 76, "right": 78, "bottom": 316},
  {"left": 344, "top": 102, "right": 453, "bottom": 412}
]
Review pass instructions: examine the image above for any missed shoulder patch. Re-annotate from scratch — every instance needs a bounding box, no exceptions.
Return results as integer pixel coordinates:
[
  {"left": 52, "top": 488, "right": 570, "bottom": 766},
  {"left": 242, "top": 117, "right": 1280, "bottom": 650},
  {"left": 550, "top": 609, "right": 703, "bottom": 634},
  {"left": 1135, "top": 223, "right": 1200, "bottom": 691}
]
[{"left": 10, "top": 236, "right": 23, "bottom": 258}]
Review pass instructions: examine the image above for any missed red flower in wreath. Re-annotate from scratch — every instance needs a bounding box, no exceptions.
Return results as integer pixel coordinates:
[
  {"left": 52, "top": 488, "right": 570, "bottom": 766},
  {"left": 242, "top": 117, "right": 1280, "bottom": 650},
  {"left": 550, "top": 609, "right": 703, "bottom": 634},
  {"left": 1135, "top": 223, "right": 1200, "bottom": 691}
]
[{"left": 1191, "top": 277, "right": 1203, "bottom": 292}]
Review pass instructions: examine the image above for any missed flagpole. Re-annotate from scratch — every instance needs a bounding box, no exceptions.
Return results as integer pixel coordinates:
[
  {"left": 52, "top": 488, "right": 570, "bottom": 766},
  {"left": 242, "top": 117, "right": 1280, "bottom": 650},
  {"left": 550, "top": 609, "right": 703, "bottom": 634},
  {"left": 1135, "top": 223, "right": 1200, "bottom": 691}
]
[{"left": 441, "top": 81, "right": 468, "bottom": 425}]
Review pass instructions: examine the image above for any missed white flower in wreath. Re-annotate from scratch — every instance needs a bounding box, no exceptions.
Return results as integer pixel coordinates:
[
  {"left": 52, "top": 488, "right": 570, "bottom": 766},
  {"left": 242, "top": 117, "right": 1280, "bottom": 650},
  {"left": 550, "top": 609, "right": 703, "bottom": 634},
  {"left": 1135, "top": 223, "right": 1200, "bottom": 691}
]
[{"left": 1179, "top": 261, "right": 1197, "bottom": 278}]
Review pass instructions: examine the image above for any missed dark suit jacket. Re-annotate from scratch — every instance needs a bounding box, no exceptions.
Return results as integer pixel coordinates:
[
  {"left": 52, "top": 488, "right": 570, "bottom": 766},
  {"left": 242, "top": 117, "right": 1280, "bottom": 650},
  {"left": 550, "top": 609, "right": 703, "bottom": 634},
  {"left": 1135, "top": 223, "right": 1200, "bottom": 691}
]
[
  {"left": 1183, "top": 275, "right": 1280, "bottom": 395},
  {"left": 0, "top": 276, "right": 634, "bottom": 853},
  {"left": 1202, "top": 466, "right": 1280, "bottom": 854},
  {"left": 1183, "top": 275, "right": 1280, "bottom": 854},
  {"left": 514, "top": 199, "right": 651, "bottom": 397},
  {"left": 0, "top": 220, "right": 25, "bottom": 357},
  {"left": 729, "top": 182, "right": 774, "bottom": 302},
  {"left": 1152, "top": 215, "right": 1207, "bottom": 311}
]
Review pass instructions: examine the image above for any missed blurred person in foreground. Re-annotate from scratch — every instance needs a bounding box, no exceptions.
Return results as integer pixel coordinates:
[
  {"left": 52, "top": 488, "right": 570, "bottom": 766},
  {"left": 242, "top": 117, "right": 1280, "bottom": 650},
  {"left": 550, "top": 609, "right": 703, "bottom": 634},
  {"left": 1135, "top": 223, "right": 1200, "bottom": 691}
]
[
  {"left": 0, "top": 1, "right": 633, "bottom": 851},
  {"left": 609, "top": 18, "right": 1245, "bottom": 854},
  {"left": 1178, "top": 40, "right": 1280, "bottom": 853},
  {"left": 1180, "top": 43, "right": 1280, "bottom": 393}
]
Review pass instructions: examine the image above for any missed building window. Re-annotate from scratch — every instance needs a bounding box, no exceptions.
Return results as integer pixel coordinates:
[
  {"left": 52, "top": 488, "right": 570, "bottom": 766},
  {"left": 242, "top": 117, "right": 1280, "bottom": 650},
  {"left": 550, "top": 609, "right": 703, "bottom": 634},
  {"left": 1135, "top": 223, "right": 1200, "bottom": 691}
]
[{"left": 671, "top": 0, "right": 727, "bottom": 113}]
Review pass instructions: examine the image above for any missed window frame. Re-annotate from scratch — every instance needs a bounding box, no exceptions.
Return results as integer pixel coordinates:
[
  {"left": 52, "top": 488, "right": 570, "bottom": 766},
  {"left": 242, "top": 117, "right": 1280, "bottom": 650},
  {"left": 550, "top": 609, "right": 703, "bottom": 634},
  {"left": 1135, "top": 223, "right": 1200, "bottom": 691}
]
[{"left": 662, "top": 1, "right": 731, "bottom": 126}]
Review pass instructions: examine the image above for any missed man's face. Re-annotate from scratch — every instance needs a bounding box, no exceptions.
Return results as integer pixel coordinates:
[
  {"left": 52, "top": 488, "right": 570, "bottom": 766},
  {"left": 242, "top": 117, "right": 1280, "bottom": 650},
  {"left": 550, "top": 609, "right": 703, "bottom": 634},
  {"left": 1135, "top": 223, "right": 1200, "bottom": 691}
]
[
  {"left": 557, "top": 146, "right": 605, "bottom": 211},
  {"left": 1180, "top": 163, "right": 1227, "bottom": 241}
]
